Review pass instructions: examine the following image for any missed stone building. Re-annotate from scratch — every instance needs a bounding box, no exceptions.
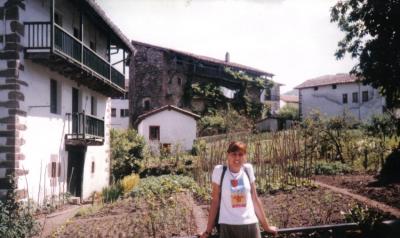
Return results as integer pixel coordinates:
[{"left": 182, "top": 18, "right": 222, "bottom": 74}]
[
  {"left": 0, "top": 0, "right": 133, "bottom": 202},
  {"left": 129, "top": 41, "right": 280, "bottom": 123}
]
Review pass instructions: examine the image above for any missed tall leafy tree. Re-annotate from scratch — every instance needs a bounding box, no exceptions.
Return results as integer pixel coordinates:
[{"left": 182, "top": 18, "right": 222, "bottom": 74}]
[{"left": 331, "top": 0, "right": 400, "bottom": 108}]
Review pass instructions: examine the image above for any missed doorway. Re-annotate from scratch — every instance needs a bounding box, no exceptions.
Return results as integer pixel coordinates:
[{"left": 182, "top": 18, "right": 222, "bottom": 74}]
[{"left": 67, "top": 146, "right": 86, "bottom": 197}]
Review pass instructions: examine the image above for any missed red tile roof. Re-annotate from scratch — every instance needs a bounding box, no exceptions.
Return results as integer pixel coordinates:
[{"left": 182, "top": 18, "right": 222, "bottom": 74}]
[
  {"left": 131, "top": 40, "right": 274, "bottom": 77},
  {"left": 135, "top": 105, "right": 201, "bottom": 125},
  {"left": 295, "top": 74, "right": 359, "bottom": 89},
  {"left": 280, "top": 95, "right": 299, "bottom": 103}
]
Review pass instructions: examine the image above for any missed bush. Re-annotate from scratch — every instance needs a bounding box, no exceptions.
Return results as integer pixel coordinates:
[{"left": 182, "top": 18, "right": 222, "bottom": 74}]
[
  {"left": 131, "top": 175, "right": 208, "bottom": 201},
  {"left": 0, "top": 199, "right": 38, "bottom": 237},
  {"left": 101, "top": 183, "right": 123, "bottom": 203},
  {"left": 120, "top": 174, "right": 140, "bottom": 194},
  {"left": 111, "top": 129, "right": 148, "bottom": 181},
  {"left": 313, "top": 161, "right": 353, "bottom": 175}
]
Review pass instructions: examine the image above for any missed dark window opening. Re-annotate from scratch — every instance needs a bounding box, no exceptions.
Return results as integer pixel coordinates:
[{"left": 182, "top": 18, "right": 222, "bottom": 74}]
[
  {"left": 314, "top": 87, "right": 318, "bottom": 91},
  {"left": 73, "top": 27, "right": 80, "bottom": 39},
  {"left": 54, "top": 12, "right": 62, "bottom": 26},
  {"left": 264, "top": 88, "right": 272, "bottom": 101},
  {"left": 149, "top": 126, "right": 160, "bottom": 141},
  {"left": 161, "top": 143, "right": 171, "bottom": 155},
  {"left": 342, "top": 93, "right": 348, "bottom": 104},
  {"left": 120, "top": 109, "right": 129, "bottom": 117},
  {"left": 91, "top": 161, "right": 95, "bottom": 174},
  {"left": 50, "top": 79, "right": 57, "bottom": 114},
  {"left": 168, "top": 78, "right": 172, "bottom": 84},
  {"left": 90, "top": 41, "right": 96, "bottom": 51},
  {"left": 332, "top": 84, "right": 337, "bottom": 89},
  {"left": 144, "top": 100, "right": 151, "bottom": 111},
  {"left": 178, "top": 78, "right": 182, "bottom": 86},
  {"left": 91, "top": 96, "right": 96, "bottom": 116},
  {"left": 111, "top": 108, "right": 116, "bottom": 117},
  {"left": 362, "top": 91, "right": 368, "bottom": 102},
  {"left": 352, "top": 92, "right": 358, "bottom": 103}
]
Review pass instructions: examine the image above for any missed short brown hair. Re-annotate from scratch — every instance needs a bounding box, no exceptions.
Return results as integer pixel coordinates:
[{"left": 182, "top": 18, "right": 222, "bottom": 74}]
[{"left": 227, "top": 141, "right": 247, "bottom": 154}]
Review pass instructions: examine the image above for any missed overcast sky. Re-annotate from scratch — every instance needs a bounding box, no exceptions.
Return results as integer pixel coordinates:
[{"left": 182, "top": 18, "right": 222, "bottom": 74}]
[{"left": 96, "top": 0, "right": 356, "bottom": 93}]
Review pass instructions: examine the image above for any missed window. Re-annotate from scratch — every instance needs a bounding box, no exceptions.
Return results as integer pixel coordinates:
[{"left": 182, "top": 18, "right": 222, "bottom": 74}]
[
  {"left": 120, "top": 109, "right": 129, "bottom": 117},
  {"left": 91, "top": 161, "right": 95, "bottom": 173},
  {"left": 352, "top": 92, "right": 358, "bottom": 103},
  {"left": 332, "top": 84, "right": 337, "bottom": 89},
  {"left": 144, "top": 99, "right": 151, "bottom": 111},
  {"left": 50, "top": 79, "right": 58, "bottom": 114},
  {"left": 168, "top": 77, "right": 172, "bottom": 84},
  {"left": 90, "top": 41, "right": 96, "bottom": 51},
  {"left": 91, "top": 96, "right": 97, "bottom": 116},
  {"left": 54, "top": 12, "right": 62, "bottom": 26},
  {"left": 362, "top": 91, "right": 368, "bottom": 102},
  {"left": 51, "top": 162, "right": 57, "bottom": 178},
  {"left": 111, "top": 108, "right": 116, "bottom": 117},
  {"left": 177, "top": 77, "right": 182, "bottom": 86},
  {"left": 264, "top": 88, "right": 271, "bottom": 101},
  {"left": 314, "top": 87, "right": 318, "bottom": 91},
  {"left": 342, "top": 93, "right": 348, "bottom": 104},
  {"left": 149, "top": 126, "right": 160, "bottom": 141},
  {"left": 73, "top": 27, "right": 80, "bottom": 39}
]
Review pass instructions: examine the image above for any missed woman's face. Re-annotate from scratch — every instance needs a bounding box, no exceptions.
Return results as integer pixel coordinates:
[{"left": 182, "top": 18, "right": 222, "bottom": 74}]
[{"left": 227, "top": 151, "right": 246, "bottom": 171}]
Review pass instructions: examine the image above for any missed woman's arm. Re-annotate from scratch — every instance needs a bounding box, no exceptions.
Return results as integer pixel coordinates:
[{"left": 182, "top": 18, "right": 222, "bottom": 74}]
[
  {"left": 201, "top": 182, "right": 220, "bottom": 238},
  {"left": 250, "top": 182, "right": 278, "bottom": 236}
]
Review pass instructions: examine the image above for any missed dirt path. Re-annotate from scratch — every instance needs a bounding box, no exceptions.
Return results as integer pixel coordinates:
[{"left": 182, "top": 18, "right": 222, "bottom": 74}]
[
  {"left": 314, "top": 180, "right": 400, "bottom": 218},
  {"left": 185, "top": 195, "right": 208, "bottom": 235},
  {"left": 33, "top": 205, "right": 85, "bottom": 238}
]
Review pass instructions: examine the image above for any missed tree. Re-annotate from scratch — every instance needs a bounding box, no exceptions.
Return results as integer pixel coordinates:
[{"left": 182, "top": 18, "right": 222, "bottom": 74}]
[
  {"left": 331, "top": 0, "right": 400, "bottom": 108},
  {"left": 110, "top": 129, "right": 148, "bottom": 181}
]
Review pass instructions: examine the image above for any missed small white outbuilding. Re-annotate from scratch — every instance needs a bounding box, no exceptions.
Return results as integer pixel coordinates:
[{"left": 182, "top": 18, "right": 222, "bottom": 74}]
[{"left": 136, "top": 105, "right": 200, "bottom": 153}]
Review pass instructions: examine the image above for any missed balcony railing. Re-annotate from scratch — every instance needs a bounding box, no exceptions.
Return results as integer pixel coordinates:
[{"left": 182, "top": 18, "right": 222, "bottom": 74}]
[
  {"left": 24, "top": 22, "right": 125, "bottom": 90},
  {"left": 65, "top": 112, "right": 104, "bottom": 145}
]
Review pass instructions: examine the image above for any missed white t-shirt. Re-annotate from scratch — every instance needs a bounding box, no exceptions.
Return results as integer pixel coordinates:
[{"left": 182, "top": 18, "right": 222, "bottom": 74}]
[{"left": 211, "top": 163, "right": 258, "bottom": 225}]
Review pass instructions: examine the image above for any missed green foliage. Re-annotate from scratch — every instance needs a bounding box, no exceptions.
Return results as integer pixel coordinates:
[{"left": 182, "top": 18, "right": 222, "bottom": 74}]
[
  {"left": 0, "top": 198, "right": 38, "bottom": 237},
  {"left": 224, "top": 67, "right": 266, "bottom": 88},
  {"left": 110, "top": 129, "right": 148, "bottom": 181},
  {"left": 345, "top": 204, "right": 385, "bottom": 236},
  {"left": 363, "top": 113, "right": 397, "bottom": 140},
  {"left": 131, "top": 175, "right": 208, "bottom": 201},
  {"left": 198, "top": 107, "right": 252, "bottom": 136},
  {"left": 101, "top": 182, "right": 123, "bottom": 203},
  {"left": 277, "top": 105, "right": 299, "bottom": 120},
  {"left": 331, "top": 0, "right": 400, "bottom": 108},
  {"left": 313, "top": 161, "right": 353, "bottom": 175}
]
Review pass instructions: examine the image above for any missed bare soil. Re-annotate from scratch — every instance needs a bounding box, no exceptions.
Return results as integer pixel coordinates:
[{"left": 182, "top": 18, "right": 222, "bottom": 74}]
[{"left": 314, "top": 174, "right": 400, "bottom": 210}]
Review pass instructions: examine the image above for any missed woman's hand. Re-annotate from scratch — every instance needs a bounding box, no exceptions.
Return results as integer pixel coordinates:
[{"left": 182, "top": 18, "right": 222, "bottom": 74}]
[
  {"left": 200, "top": 230, "right": 211, "bottom": 238},
  {"left": 263, "top": 225, "right": 278, "bottom": 236}
]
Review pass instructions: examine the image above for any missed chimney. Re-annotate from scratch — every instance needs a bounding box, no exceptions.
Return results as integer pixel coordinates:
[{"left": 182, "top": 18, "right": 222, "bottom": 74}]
[{"left": 225, "top": 52, "right": 230, "bottom": 62}]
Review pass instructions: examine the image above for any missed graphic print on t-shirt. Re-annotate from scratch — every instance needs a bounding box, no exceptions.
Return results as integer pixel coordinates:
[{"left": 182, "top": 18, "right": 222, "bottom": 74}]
[{"left": 230, "top": 177, "right": 246, "bottom": 208}]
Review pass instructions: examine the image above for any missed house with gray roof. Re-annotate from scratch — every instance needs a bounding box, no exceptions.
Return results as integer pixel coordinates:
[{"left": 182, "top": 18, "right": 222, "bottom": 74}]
[
  {"left": 0, "top": 0, "right": 133, "bottom": 203},
  {"left": 295, "top": 74, "right": 386, "bottom": 121}
]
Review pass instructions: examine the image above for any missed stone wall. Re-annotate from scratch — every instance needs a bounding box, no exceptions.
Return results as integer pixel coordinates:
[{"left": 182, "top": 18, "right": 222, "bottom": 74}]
[
  {"left": 130, "top": 44, "right": 187, "bottom": 122},
  {"left": 0, "top": 0, "right": 27, "bottom": 200}
]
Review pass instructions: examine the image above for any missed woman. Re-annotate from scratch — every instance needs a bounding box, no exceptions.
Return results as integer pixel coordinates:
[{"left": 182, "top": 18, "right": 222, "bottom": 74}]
[{"left": 201, "top": 141, "right": 278, "bottom": 238}]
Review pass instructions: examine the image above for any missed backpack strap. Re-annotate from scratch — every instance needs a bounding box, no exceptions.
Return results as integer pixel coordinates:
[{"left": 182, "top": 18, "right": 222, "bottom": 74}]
[{"left": 215, "top": 165, "right": 227, "bottom": 230}]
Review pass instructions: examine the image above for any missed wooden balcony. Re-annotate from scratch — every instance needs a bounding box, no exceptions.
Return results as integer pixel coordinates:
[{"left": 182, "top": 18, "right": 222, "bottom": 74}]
[
  {"left": 24, "top": 22, "right": 126, "bottom": 97},
  {"left": 65, "top": 112, "right": 104, "bottom": 146}
]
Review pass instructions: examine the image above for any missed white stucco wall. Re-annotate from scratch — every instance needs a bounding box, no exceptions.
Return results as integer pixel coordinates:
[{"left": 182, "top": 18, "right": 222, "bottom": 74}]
[
  {"left": 137, "top": 110, "right": 197, "bottom": 151},
  {"left": 1, "top": 0, "right": 114, "bottom": 203},
  {"left": 110, "top": 99, "right": 130, "bottom": 130},
  {"left": 299, "top": 82, "right": 385, "bottom": 121},
  {"left": 17, "top": 60, "right": 111, "bottom": 203}
]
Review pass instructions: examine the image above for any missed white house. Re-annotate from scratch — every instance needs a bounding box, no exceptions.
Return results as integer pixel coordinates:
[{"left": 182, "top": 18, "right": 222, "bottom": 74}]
[
  {"left": 110, "top": 97, "right": 130, "bottom": 130},
  {"left": 0, "top": 0, "right": 134, "bottom": 203},
  {"left": 295, "top": 74, "right": 386, "bottom": 121},
  {"left": 280, "top": 95, "right": 299, "bottom": 110},
  {"left": 136, "top": 105, "right": 200, "bottom": 153}
]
